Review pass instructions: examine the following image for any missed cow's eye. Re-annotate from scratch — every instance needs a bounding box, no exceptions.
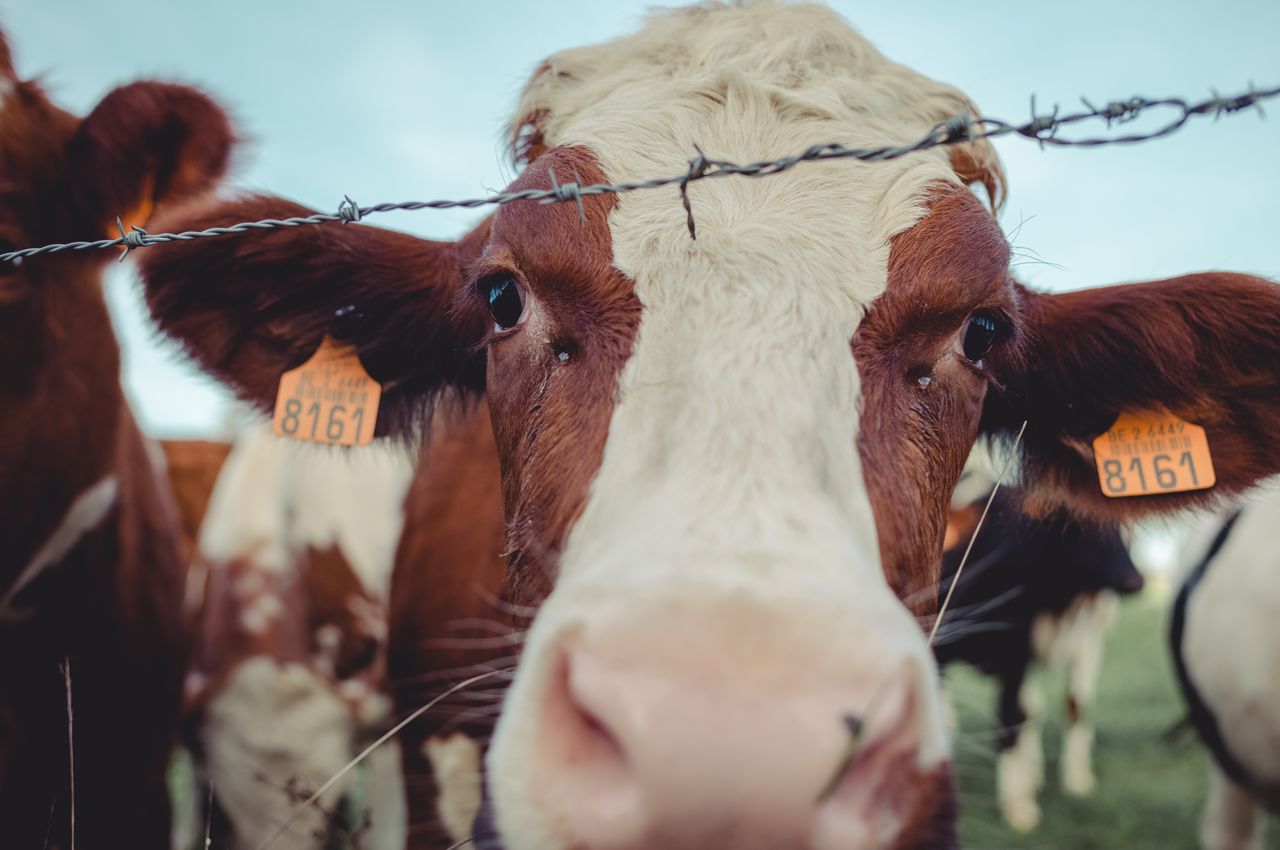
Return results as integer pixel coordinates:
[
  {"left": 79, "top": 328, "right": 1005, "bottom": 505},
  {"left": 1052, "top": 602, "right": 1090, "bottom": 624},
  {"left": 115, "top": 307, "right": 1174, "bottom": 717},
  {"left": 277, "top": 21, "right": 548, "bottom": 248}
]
[
  {"left": 961, "top": 313, "right": 999, "bottom": 363},
  {"left": 486, "top": 277, "right": 526, "bottom": 331}
]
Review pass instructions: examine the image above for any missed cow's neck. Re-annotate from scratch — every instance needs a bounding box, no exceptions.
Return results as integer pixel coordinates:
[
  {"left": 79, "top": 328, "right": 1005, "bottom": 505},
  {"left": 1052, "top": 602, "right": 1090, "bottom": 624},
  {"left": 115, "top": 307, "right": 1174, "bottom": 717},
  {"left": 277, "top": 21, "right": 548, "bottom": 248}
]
[{"left": 0, "top": 268, "right": 129, "bottom": 611}]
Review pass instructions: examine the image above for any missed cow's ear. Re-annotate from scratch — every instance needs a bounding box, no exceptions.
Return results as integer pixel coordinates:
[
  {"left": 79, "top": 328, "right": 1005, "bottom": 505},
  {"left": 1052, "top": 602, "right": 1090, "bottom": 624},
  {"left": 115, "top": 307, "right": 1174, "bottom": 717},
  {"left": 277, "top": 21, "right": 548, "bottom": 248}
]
[
  {"left": 66, "top": 82, "right": 235, "bottom": 234},
  {"left": 983, "top": 273, "right": 1280, "bottom": 521},
  {"left": 137, "top": 194, "right": 491, "bottom": 436}
]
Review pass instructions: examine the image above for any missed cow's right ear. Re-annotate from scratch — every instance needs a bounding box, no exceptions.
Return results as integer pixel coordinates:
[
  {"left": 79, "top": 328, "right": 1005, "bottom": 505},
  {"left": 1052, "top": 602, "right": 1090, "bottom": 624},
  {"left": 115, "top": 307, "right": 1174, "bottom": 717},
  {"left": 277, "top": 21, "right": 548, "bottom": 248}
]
[{"left": 138, "top": 194, "right": 491, "bottom": 435}]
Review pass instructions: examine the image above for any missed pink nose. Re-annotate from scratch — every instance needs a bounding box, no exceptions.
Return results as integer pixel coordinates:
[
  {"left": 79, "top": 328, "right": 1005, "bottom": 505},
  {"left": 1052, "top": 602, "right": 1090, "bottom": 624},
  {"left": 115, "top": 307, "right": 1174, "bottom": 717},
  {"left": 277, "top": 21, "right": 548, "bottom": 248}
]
[{"left": 530, "top": 641, "right": 952, "bottom": 850}]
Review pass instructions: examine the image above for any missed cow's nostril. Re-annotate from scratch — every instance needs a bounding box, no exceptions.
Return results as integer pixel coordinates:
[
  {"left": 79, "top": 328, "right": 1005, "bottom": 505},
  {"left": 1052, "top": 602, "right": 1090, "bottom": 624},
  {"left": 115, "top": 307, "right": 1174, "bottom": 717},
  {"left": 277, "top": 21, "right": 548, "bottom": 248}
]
[
  {"left": 559, "top": 649, "right": 628, "bottom": 766},
  {"left": 542, "top": 647, "right": 636, "bottom": 779}
]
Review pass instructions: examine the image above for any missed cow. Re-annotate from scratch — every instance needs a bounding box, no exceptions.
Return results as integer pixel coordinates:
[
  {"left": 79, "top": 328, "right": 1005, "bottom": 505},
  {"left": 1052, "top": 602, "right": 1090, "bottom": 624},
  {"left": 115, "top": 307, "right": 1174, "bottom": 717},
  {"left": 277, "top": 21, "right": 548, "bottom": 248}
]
[
  {"left": 161, "top": 438, "right": 233, "bottom": 564},
  {"left": 934, "top": 472, "right": 1145, "bottom": 831},
  {"left": 1171, "top": 483, "right": 1280, "bottom": 850},
  {"left": 0, "top": 30, "right": 233, "bottom": 850},
  {"left": 179, "top": 421, "right": 414, "bottom": 850},
  {"left": 130, "top": 3, "right": 1280, "bottom": 848}
]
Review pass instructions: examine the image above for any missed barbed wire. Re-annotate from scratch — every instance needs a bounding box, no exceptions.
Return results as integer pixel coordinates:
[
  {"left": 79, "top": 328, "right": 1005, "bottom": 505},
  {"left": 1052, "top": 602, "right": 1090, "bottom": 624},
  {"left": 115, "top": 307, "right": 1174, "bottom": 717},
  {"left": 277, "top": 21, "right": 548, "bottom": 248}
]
[{"left": 2, "top": 82, "right": 1275, "bottom": 264}]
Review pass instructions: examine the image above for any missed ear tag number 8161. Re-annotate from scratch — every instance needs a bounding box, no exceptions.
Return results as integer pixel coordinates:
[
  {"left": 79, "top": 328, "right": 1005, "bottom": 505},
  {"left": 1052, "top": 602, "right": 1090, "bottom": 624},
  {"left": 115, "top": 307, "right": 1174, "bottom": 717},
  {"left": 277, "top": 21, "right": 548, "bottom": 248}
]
[
  {"left": 272, "top": 336, "right": 381, "bottom": 447},
  {"left": 1092, "top": 411, "right": 1216, "bottom": 498}
]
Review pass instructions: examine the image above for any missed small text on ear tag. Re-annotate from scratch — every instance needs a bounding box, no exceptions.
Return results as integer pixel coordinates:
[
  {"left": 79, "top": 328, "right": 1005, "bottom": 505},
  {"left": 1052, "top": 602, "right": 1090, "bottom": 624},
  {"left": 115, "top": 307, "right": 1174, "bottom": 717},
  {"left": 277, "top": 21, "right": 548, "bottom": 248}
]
[
  {"left": 272, "top": 336, "right": 381, "bottom": 446},
  {"left": 1092, "top": 411, "right": 1215, "bottom": 498}
]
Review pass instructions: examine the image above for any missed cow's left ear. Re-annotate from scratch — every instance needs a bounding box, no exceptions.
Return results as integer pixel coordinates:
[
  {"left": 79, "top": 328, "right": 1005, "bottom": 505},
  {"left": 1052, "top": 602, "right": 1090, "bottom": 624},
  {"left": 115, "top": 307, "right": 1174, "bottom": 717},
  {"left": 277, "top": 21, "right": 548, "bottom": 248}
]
[
  {"left": 66, "top": 82, "right": 235, "bottom": 234},
  {"left": 982, "top": 272, "right": 1280, "bottom": 521}
]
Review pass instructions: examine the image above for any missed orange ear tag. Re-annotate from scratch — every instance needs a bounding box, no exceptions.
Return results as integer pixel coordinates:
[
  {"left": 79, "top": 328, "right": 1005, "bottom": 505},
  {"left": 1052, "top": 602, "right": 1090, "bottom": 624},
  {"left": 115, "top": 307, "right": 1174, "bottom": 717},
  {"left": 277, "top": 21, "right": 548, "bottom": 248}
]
[
  {"left": 1092, "top": 411, "right": 1216, "bottom": 498},
  {"left": 272, "top": 336, "right": 382, "bottom": 446}
]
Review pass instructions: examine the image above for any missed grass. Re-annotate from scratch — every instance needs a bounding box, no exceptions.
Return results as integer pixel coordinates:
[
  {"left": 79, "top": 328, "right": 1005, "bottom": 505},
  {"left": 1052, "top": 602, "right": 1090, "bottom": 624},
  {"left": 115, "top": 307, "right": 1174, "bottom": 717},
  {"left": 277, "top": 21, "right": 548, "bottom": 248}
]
[{"left": 949, "top": 586, "right": 1279, "bottom": 849}]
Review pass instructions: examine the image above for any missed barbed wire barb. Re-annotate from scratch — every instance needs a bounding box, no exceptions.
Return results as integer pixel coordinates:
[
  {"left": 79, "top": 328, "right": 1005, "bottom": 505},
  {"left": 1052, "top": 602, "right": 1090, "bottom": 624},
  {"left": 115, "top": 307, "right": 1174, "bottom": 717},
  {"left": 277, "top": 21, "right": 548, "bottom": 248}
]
[
  {"left": 2, "top": 81, "right": 1277, "bottom": 265},
  {"left": 541, "top": 167, "right": 586, "bottom": 222},
  {"left": 114, "top": 217, "right": 150, "bottom": 263},
  {"left": 337, "top": 195, "right": 362, "bottom": 224},
  {"left": 681, "top": 145, "right": 710, "bottom": 240}
]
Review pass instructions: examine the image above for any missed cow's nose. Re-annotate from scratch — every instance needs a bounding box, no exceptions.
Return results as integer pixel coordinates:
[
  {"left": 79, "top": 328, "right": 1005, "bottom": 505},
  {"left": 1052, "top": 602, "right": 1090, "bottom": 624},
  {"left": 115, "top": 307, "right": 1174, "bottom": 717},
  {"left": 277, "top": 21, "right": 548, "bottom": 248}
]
[{"left": 531, "top": 639, "right": 947, "bottom": 850}]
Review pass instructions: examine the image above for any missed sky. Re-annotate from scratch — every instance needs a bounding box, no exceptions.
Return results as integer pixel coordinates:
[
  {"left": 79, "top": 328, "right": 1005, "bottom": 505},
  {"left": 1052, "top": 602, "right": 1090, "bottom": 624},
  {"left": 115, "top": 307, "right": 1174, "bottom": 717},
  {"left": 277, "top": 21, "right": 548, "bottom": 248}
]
[{"left": 3, "top": 1, "right": 1278, "bottom": 438}]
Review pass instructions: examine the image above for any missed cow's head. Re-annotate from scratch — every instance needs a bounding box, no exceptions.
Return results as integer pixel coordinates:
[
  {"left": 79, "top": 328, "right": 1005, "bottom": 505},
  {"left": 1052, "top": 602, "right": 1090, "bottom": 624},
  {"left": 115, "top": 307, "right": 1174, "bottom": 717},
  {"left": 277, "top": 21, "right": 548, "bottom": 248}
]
[
  {"left": 135, "top": 4, "right": 1280, "bottom": 849},
  {"left": 0, "top": 29, "right": 234, "bottom": 593}
]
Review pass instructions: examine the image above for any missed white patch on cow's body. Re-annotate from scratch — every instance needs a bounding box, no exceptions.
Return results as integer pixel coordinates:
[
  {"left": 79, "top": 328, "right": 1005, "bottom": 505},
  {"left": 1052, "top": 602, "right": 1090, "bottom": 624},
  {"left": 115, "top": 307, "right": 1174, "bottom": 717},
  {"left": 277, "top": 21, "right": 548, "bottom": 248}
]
[
  {"left": 198, "top": 420, "right": 413, "bottom": 598},
  {"left": 313, "top": 623, "right": 343, "bottom": 668},
  {"left": 184, "top": 671, "right": 210, "bottom": 703},
  {"left": 1015, "top": 590, "right": 1118, "bottom": 816},
  {"left": 425, "top": 733, "right": 483, "bottom": 843},
  {"left": 1184, "top": 481, "right": 1280, "bottom": 790},
  {"left": 998, "top": 675, "right": 1044, "bottom": 833},
  {"left": 365, "top": 741, "right": 408, "bottom": 850},
  {"left": 1062, "top": 720, "right": 1096, "bottom": 796},
  {"left": 1061, "top": 592, "right": 1116, "bottom": 796},
  {"left": 1, "top": 475, "right": 118, "bottom": 613},
  {"left": 1031, "top": 591, "right": 1118, "bottom": 668},
  {"left": 347, "top": 593, "right": 387, "bottom": 641},
  {"left": 1201, "top": 764, "right": 1265, "bottom": 850},
  {"left": 202, "top": 657, "right": 355, "bottom": 850},
  {"left": 487, "top": 5, "right": 1000, "bottom": 847},
  {"left": 238, "top": 589, "right": 284, "bottom": 635}
]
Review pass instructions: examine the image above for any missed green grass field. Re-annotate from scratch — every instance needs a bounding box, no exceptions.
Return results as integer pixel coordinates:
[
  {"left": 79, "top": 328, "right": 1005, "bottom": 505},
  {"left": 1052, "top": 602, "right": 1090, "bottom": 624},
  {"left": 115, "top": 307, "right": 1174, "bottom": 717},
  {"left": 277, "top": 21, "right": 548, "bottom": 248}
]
[{"left": 948, "top": 586, "right": 1278, "bottom": 849}]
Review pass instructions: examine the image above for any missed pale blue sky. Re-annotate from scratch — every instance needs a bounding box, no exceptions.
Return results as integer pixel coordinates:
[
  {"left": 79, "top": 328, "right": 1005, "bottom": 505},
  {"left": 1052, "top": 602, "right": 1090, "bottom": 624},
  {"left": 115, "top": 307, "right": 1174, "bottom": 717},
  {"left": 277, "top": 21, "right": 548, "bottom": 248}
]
[{"left": 4, "top": 1, "right": 1278, "bottom": 437}]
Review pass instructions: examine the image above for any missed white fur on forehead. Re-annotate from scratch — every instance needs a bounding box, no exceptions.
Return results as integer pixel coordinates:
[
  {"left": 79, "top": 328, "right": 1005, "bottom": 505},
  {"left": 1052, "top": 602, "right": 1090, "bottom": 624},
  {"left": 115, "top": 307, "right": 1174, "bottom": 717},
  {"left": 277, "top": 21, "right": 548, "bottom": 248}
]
[{"left": 510, "top": 1, "right": 1001, "bottom": 209}]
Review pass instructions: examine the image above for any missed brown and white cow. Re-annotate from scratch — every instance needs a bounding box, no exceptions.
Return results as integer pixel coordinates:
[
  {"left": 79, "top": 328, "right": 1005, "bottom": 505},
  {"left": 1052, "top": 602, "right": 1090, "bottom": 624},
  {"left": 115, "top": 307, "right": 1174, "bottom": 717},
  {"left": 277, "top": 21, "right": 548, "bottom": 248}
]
[
  {"left": 132, "top": 4, "right": 1280, "bottom": 849},
  {"left": 180, "top": 421, "right": 414, "bottom": 850},
  {"left": 0, "top": 31, "right": 232, "bottom": 850}
]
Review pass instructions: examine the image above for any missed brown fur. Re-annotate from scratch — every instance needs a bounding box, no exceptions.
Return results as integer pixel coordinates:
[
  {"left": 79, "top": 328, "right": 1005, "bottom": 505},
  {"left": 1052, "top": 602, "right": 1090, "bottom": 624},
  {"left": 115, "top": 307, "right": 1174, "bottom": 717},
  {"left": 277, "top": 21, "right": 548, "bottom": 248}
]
[
  {"left": 0, "top": 30, "right": 234, "bottom": 848},
  {"left": 856, "top": 186, "right": 1016, "bottom": 616},
  {"left": 141, "top": 196, "right": 492, "bottom": 437},
  {"left": 468, "top": 147, "right": 638, "bottom": 605},
  {"left": 183, "top": 541, "right": 386, "bottom": 713},
  {"left": 387, "top": 403, "right": 510, "bottom": 846},
  {"left": 160, "top": 439, "right": 232, "bottom": 561},
  {"left": 985, "top": 272, "right": 1280, "bottom": 522}
]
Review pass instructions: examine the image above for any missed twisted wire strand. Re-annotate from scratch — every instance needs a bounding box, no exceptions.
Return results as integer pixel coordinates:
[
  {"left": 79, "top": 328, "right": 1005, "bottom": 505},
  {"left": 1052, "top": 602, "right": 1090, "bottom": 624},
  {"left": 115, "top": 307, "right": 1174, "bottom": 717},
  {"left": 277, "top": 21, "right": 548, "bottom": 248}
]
[{"left": 2, "top": 83, "right": 1275, "bottom": 264}]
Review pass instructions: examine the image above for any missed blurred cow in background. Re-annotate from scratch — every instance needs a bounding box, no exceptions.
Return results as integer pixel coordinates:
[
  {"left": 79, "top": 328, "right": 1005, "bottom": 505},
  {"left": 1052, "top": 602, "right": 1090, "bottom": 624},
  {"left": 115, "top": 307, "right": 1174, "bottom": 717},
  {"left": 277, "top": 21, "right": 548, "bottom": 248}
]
[
  {"left": 0, "top": 30, "right": 233, "bottom": 849},
  {"left": 1172, "top": 483, "right": 1280, "bottom": 850},
  {"left": 162, "top": 439, "right": 233, "bottom": 563},
  {"left": 179, "top": 422, "right": 413, "bottom": 850},
  {"left": 935, "top": 471, "right": 1144, "bottom": 831}
]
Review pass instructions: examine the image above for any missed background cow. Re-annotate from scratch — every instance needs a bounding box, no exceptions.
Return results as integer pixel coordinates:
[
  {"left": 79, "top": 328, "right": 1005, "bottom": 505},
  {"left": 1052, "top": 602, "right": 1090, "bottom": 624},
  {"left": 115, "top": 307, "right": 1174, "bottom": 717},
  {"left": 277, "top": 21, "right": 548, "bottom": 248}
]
[
  {"left": 161, "top": 439, "right": 233, "bottom": 565},
  {"left": 1171, "top": 482, "right": 1280, "bottom": 850},
  {"left": 180, "top": 421, "right": 413, "bottom": 850},
  {"left": 0, "top": 31, "right": 232, "bottom": 849},
  {"left": 130, "top": 4, "right": 1280, "bottom": 849},
  {"left": 935, "top": 471, "right": 1144, "bottom": 831}
]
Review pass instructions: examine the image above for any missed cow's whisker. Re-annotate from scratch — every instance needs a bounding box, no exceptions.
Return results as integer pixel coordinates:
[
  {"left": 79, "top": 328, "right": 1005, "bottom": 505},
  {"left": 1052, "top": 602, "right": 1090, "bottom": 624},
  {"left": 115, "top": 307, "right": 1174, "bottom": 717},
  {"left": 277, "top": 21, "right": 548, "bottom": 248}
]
[
  {"left": 444, "top": 617, "right": 529, "bottom": 636},
  {"left": 397, "top": 657, "right": 522, "bottom": 685},
  {"left": 422, "top": 635, "right": 527, "bottom": 650},
  {"left": 928, "top": 421, "right": 1027, "bottom": 648},
  {"left": 475, "top": 586, "right": 538, "bottom": 620}
]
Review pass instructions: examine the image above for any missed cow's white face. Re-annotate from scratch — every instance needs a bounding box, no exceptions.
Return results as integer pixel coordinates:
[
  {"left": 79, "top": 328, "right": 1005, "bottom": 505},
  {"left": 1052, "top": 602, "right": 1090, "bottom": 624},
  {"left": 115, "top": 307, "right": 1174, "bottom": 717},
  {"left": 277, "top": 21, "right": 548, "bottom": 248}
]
[
  {"left": 133, "top": 4, "right": 1280, "bottom": 849},
  {"left": 472, "top": 5, "right": 1009, "bottom": 848}
]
